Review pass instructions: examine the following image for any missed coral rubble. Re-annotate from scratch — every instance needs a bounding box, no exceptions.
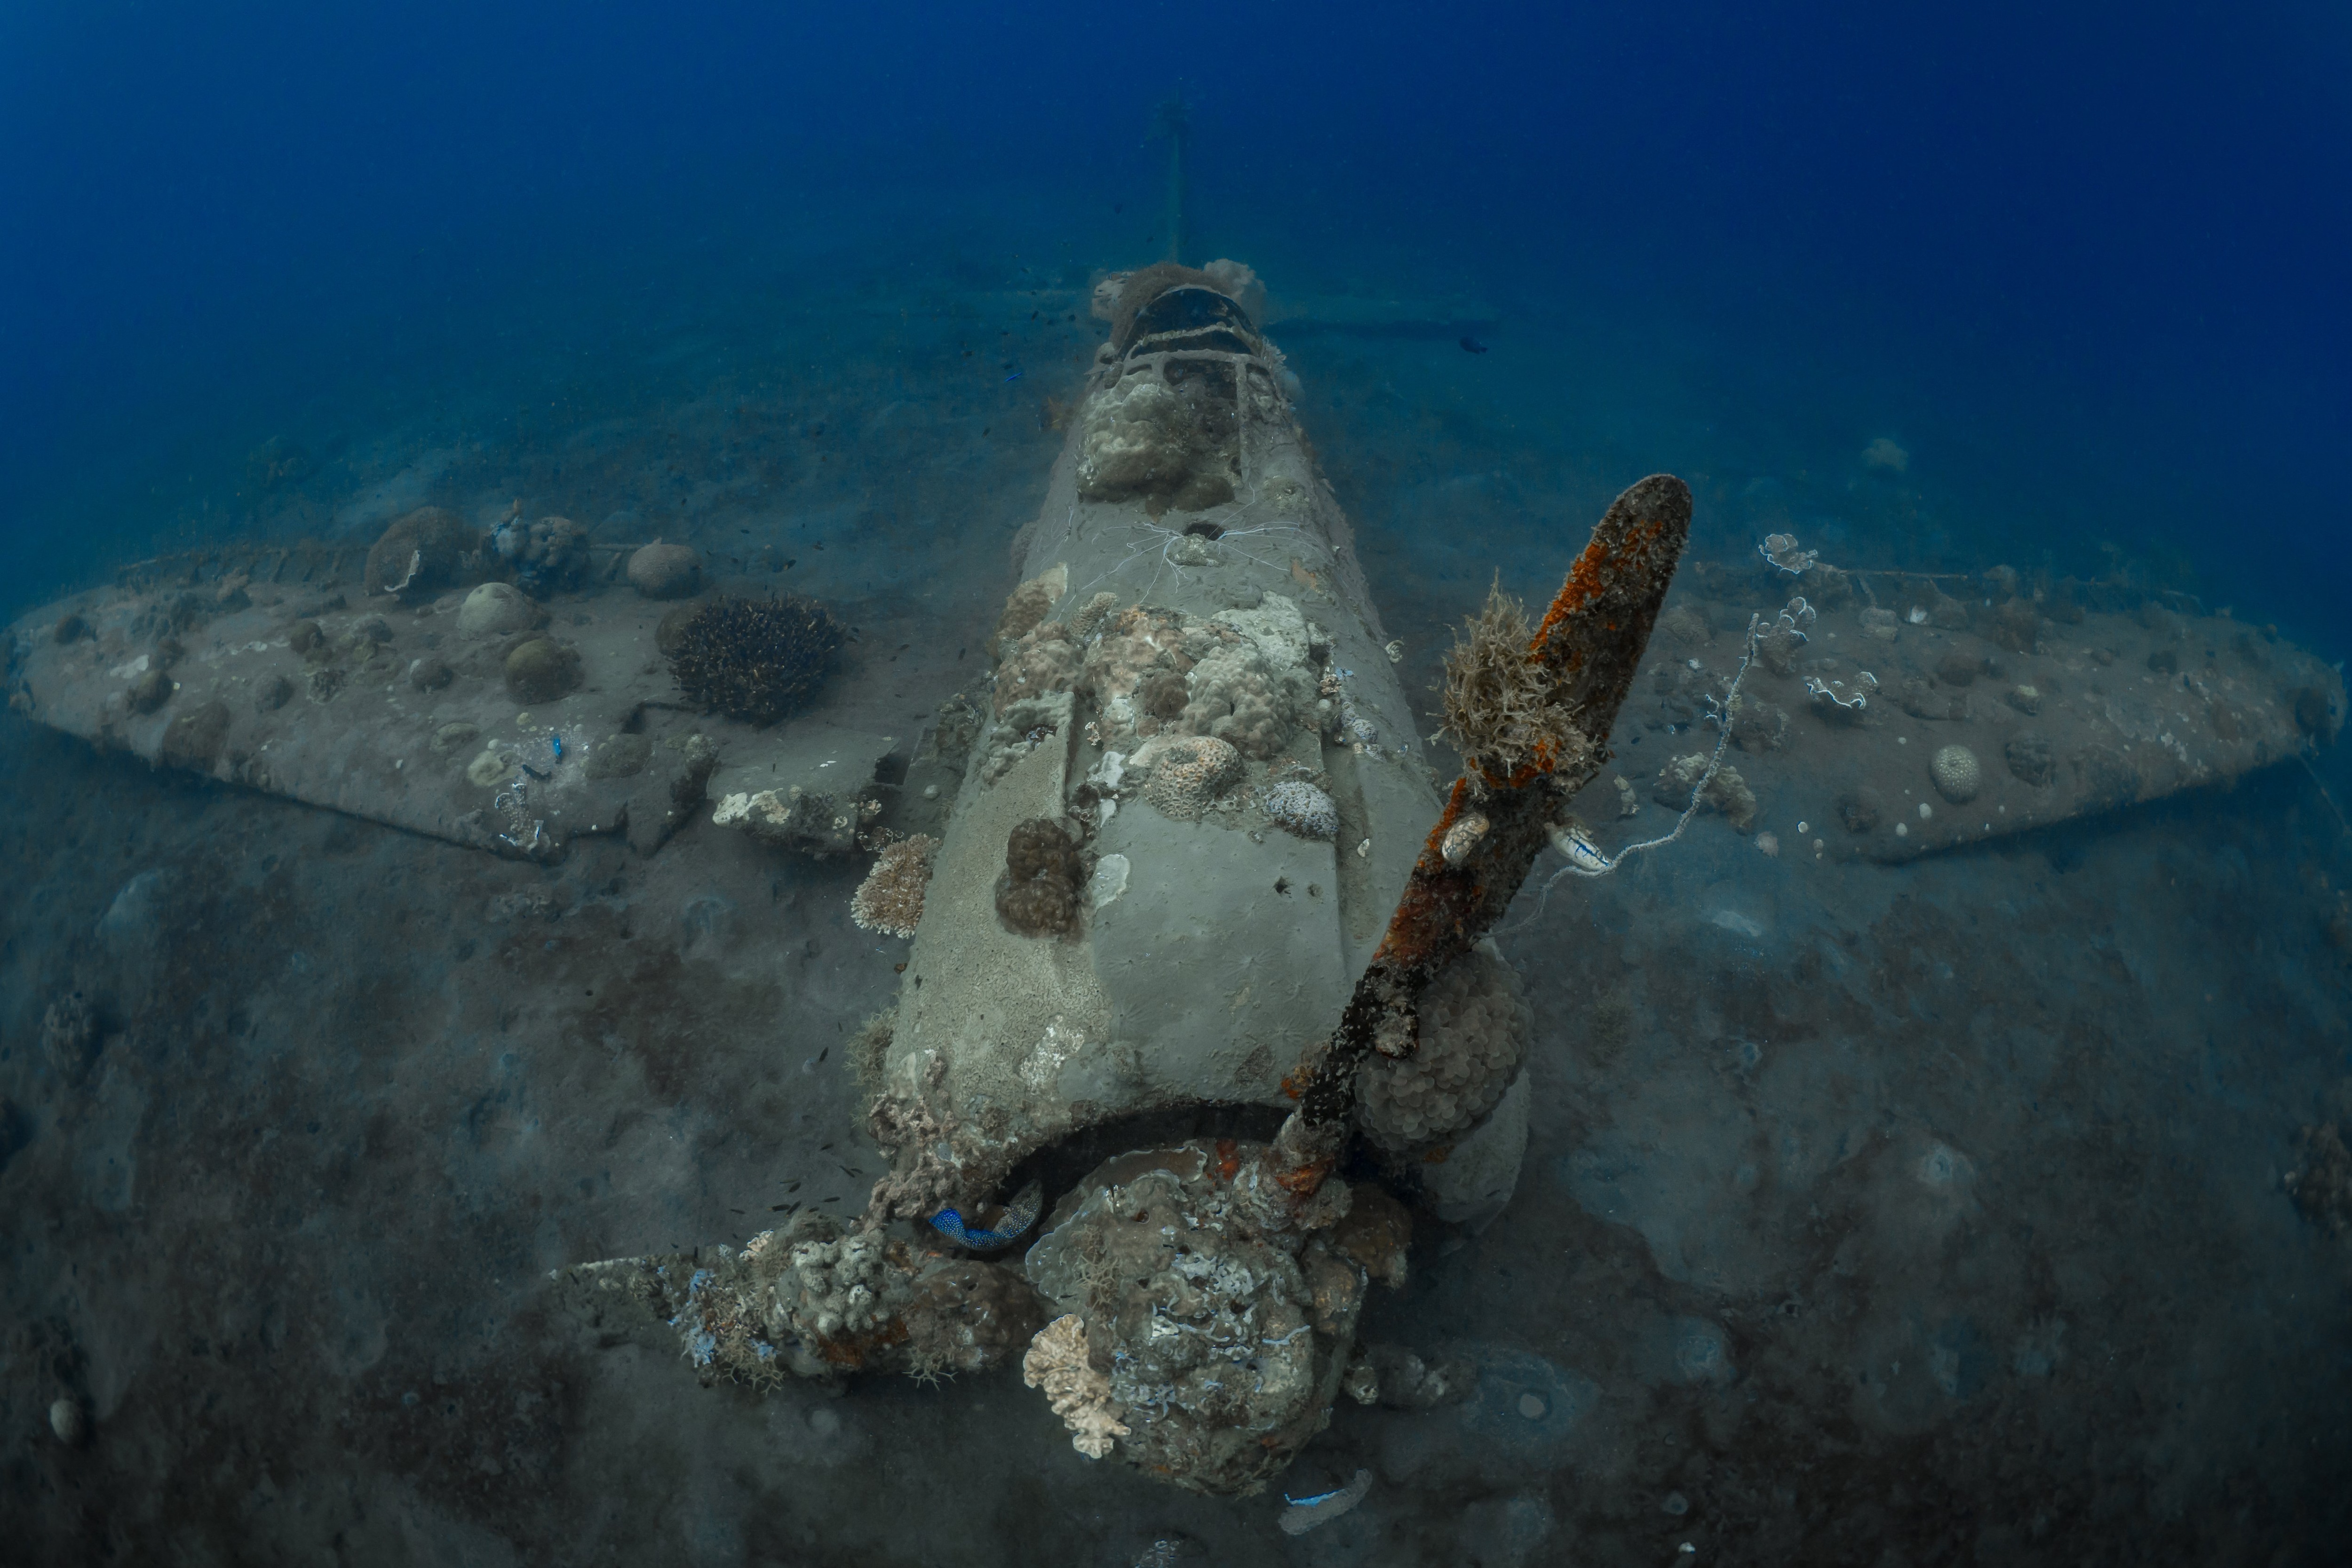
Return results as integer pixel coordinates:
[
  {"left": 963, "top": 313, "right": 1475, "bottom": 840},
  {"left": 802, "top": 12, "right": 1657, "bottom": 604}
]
[
  {"left": 993, "top": 620, "right": 1083, "bottom": 715},
  {"left": 710, "top": 780, "right": 870, "bottom": 856},
  {"left": 562, "top": 1205, "right": 1047, "bottom": 1393},
  {"left": 1068, "top": 597, "right": 1322, "bottom": 764}
]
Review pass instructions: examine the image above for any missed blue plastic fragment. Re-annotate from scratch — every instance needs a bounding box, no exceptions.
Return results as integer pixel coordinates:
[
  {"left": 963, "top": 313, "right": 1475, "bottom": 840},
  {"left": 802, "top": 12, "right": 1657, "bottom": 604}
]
[{"left": 928, "top": 1178, "right": 1043, "bottom": 1251}]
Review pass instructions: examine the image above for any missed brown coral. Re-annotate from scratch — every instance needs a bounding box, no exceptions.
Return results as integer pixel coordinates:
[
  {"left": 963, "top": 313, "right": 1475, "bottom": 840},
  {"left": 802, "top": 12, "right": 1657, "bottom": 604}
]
[
  {"left": 159, "top": 700, "right": 233, "bottom": 772},
  {"left": 505, "top": 637, "right": 583, "bottom": 704},
  {"left": 1137, "top": 670, "right": 1190, "bottom": 719},
  {"left": 1356, "top": 944, "right": 1529, "bottom": 1154},
  {"left": 365, "top": 506, "right": 476, "bottom": 599},
  {"left": 906, "top": 1260, "right": 1049, "bottom": 1378},
  {"left": 866, "top": 1059, "right": 956, "bottom": 1215},
  {"left": 990, "top": 567, "right": 1066, "bottom": 658},
  {"left": 1989, "top": 598, "right": 2043, "bottom": 654},
  {"left": 850, "top": 835, "right": 940, "bottom": 939},
  {"left": 1141, "top": 736, "right": 1241, "bottom": 820},
  {"left": 1652, "top": 752, "right": 1757, "bottom": 831},
  {"left": 1069, "top": 591, "right": 1121, "bottom": 640},
  {"left": 1073, "top": 370, "right": 1238, "bottom": 510},
  {"left": 994, "top": 818, "right": 1085, "bottom": 938},
  {"left": 993, "top": 621, "right": 1082, "bottom": 716},
  {"left": 125, "top": 667, "right": 172, "bottom": 715},
  {"left": 667, "top": 595, "right": 845, "bottom": 724}
]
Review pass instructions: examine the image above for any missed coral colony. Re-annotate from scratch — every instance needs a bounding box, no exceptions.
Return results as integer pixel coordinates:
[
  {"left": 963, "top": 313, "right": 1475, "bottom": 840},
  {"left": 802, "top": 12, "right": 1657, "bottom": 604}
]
[{"left": 667, "top": 593, "right": 847, "bottom": 724}]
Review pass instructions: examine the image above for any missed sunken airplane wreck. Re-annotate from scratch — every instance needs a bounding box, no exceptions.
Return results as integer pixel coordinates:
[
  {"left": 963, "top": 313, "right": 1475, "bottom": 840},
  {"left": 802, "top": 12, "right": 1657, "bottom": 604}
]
[
  {"left": 551, "top": 260, "right": 1695, "bottom": 1495},
  {"left": 7, "top": 262, "right": 2341, "bottom": 1496},
  {"left": 557, "top": 263, "right": 2341, "bottom": 1496}
]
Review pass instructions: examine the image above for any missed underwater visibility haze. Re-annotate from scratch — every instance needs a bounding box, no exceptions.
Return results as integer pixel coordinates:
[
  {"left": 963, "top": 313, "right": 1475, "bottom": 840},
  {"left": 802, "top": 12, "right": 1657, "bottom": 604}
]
[{"left": 2, "top": 2, "right": 2349, "bottom": 1563}]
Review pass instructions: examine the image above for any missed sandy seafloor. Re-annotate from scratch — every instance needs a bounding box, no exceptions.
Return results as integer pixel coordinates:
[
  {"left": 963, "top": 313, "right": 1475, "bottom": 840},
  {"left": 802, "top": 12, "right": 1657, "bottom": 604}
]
[{"left": 3, "top": 251, "right": 2351, "bottom": 1566}]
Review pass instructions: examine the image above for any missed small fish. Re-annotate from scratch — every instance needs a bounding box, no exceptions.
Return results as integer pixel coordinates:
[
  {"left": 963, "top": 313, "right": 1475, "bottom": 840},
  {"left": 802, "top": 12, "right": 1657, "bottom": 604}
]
[
  {"left": 550, "top": 734, "right": 564, "bottom": 761},
  {"left": 1458, "top": 335, "right": 1489, "bottom": 354},
  {"left": 1003, "top": 370, "right": 1024, "bottom": 383}
]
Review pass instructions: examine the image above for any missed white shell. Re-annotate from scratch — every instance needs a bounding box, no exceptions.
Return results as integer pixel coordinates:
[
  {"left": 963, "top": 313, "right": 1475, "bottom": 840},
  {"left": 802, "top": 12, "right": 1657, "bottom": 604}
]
[{"left": 1546, "top": 820, "right": 1614, "bottom": 876}]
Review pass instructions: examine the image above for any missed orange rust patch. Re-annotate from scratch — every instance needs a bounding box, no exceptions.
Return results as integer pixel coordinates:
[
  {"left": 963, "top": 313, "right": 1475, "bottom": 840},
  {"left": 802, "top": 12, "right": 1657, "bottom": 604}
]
[
  {"left": 1273, "top": 1158, "right": 1334, "bottom": 1195},
  {"left": 1372, "top": 780, "right": 1478, "bottom": 964},
  {"left": 1533, "top": 514, "right": 1668, "bottom": 651}
]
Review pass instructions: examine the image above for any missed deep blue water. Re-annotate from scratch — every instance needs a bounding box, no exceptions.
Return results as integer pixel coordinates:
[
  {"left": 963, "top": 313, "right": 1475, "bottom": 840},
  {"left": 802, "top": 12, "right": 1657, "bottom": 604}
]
[{"left": 5, "top": 0, "right": 2346, "bottom": 641}]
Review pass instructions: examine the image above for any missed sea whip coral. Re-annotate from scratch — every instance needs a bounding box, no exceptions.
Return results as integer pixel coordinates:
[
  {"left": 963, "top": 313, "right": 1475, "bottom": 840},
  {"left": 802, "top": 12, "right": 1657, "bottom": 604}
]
[
  {"left": 850, "top": 835, "right": 940, "bottom": 939},
  {"left": 1022, "top": 1314, "right": 1130, "bottom": 1459}
]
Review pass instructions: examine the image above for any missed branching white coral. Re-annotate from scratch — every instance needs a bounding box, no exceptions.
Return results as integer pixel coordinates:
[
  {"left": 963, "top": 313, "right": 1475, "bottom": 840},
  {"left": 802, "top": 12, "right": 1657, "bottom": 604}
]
[{"left": 1022, "top": 1314, "right": 1130, "bottom": 1459}]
